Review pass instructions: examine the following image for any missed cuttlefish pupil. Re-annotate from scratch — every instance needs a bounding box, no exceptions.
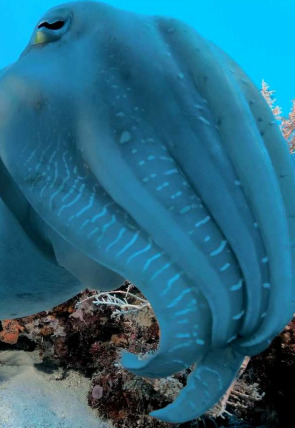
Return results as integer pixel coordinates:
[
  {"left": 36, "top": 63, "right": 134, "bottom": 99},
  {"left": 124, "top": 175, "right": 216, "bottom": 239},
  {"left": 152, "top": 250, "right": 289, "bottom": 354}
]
[{"left": 38, "top": 20, "right": 66, "bottom": 30}]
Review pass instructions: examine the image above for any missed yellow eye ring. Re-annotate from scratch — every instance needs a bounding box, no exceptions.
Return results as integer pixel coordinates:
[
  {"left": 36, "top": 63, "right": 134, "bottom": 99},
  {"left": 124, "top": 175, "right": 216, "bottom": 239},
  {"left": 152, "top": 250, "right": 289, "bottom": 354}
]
[{"left": 34, "top": 31, "right": 49, "bottom": 45}]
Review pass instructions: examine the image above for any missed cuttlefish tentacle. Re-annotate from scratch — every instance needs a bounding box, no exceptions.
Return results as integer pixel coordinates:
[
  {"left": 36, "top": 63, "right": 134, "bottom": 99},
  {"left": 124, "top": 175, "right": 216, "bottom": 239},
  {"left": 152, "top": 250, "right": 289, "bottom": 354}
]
[{"left": 150, "top": 347, "right": 245, "bottom": 423}]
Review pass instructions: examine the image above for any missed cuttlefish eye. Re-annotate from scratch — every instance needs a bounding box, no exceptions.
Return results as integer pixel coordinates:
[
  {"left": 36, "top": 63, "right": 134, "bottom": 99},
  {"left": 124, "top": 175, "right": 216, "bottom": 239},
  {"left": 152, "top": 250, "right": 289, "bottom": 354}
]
[
  {"left": 33, "top": 17, "right": 70, "bottom": 45},
  {"left": 38, "top": 20, "right": 66, "bottom": 30}
]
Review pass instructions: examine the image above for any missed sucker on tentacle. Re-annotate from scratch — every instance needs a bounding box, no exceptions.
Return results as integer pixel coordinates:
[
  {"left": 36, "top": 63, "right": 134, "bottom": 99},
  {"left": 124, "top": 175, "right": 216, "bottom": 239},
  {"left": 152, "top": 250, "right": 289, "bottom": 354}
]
[{"left": 0, "top": 1, "right": 294, "bottom": 423}]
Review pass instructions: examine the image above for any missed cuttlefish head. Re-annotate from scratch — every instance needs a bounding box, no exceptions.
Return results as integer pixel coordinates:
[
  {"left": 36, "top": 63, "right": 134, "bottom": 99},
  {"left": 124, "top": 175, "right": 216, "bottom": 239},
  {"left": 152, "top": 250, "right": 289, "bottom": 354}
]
[{"left": 1, "top": 1, "right": 295, "bottom": 423}]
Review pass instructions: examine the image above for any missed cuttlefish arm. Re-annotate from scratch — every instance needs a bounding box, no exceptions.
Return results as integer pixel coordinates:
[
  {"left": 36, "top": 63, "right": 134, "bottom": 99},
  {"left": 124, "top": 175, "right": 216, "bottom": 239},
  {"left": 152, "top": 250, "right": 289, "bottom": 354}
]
[
  {"left": 0, "top": 1, "right": 294, "bottom": 423},
  {"left": 209, "top": 42, "right": 295, "bottom": 351}
]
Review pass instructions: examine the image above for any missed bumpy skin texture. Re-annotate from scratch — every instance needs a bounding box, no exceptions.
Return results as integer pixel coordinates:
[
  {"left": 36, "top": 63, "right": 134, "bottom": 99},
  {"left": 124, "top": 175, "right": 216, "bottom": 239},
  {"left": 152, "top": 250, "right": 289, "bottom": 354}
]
[{"left": 0, "top": 1, "right": 295, "bottom": 422}]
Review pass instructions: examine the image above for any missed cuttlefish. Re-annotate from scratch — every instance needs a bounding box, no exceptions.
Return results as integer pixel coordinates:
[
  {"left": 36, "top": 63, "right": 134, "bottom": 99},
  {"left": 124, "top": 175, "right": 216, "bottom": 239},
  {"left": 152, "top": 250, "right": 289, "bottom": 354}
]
[{"left": 0, "top": 1, "right": 295, "bottom": 423}]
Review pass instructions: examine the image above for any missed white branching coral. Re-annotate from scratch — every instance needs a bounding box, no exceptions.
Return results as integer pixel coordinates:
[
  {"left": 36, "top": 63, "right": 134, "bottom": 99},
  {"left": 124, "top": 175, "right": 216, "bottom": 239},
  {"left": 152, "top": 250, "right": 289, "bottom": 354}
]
[{"left": 76, "top": 284, "right": 150, "bottom": 318}]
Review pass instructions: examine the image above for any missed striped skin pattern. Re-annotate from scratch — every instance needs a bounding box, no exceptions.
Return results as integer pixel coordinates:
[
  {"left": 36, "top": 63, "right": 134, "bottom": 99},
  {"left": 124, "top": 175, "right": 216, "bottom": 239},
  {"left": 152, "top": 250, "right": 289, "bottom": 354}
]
[{"left": 0, "top": 1, "right": 295, "bottom": 423}]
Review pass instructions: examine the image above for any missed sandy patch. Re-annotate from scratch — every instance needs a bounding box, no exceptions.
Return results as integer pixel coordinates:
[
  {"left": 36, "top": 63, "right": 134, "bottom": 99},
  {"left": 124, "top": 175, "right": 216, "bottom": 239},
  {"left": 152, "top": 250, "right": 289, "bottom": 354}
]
[{"left": 0, "top": 349, "right": 112, "bottom": 428}]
